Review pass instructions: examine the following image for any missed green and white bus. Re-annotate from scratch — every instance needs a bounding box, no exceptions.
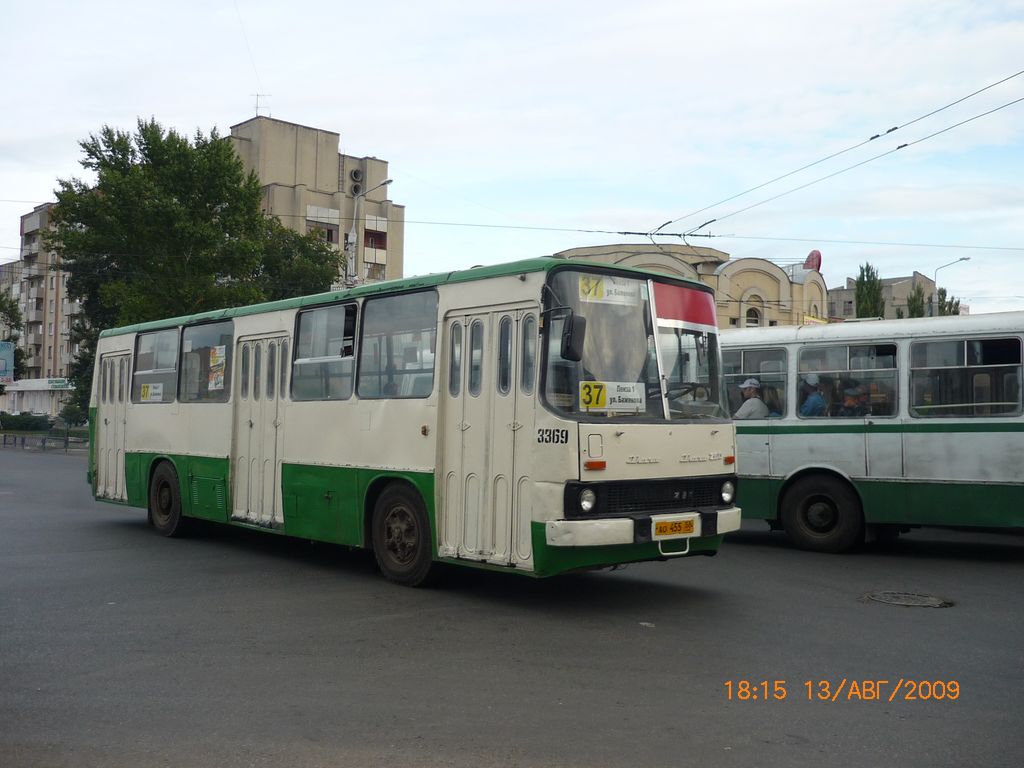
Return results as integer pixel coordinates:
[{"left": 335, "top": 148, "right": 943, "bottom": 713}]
[
  {"left": 721, "top": 312, "right": 1024, "bottom": 552},
  {"left": 89, "top": 257, "right": 740, "bottom": 585}
]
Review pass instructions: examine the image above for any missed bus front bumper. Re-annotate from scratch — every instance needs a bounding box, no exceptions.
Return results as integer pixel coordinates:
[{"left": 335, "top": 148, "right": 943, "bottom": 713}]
[{"left": 544, "top": 506, "right": 741, "bottom": 547}]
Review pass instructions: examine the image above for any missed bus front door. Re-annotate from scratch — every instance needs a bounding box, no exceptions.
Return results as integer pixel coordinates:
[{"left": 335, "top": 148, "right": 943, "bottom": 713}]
[
  {"left": 232, "top": 335, "right": 287, "bottom": 528},
  {"left": 440, "top": 306, "right": 536, "bottom": 567},
  {"left": 96, "top": 353, "right": 130, "bottom": 501}
]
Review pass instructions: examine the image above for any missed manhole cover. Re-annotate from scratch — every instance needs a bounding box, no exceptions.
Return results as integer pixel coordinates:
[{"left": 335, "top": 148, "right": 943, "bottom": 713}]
[{"left": 865, "top": 591, "right": 952, "bottom": 608}]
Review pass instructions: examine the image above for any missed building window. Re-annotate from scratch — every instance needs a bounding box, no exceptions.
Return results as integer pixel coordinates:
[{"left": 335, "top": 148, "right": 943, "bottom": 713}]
[
  {"left": 364, "top": 230, "right": 387, "bottom": 250},
  {"left": 828, "top": 302, "right": 836, "bottom": 316},
  {"left": 745, "top": 308, "right": 761, "bottom": 327},
  {"left": 365, "top": 263, "right": 386, "bottom": 282},
  {"left": 843, "top": 300, "right": 853, "bottom": 316},
  {"left": 306, "top": 221, "right": 339, "bottom": 244}
]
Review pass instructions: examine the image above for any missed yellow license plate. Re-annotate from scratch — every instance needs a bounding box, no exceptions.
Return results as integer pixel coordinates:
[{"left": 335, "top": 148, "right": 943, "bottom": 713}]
[{"left": 654, "top": 519, "right": 695, "bottom": 537}]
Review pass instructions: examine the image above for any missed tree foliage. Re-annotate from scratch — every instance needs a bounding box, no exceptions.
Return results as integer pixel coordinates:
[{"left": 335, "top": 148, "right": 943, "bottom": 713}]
[
  {"left": 906, "top": 283, "right": 926, "bottom": 318},
  {"left": 854, "top": 262, "right": 885, "bottom": 318},
  {"left": 937, "top": 287, "right": 961, "bottom": 316},
  {"left": 44, "top": 118, "right": 343, "bottom": 410}
]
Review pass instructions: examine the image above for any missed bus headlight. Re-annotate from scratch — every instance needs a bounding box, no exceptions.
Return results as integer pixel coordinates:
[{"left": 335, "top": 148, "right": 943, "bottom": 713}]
[
  {"left": 721, "top": 481, "right": 735, "bottom": 505},
  {"left": 579, "top": 488, "right": 597, "bottom": 513}
]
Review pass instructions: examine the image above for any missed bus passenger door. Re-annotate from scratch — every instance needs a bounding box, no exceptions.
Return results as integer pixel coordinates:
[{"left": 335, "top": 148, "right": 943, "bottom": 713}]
[
  {"left": 232, "top": 335, "right": 287, "bottom": 528},
  {"left": 440, "top": 306, "right": 534, "bottom": 566},
  {"left": 96, "top": 353, "right": 130, "bottom": 501}
]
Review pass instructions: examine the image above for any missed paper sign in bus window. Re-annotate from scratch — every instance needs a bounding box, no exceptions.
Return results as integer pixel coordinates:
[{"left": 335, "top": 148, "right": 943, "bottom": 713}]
[
  {"left": 578, "top": 275, "right": 640, "bottom": 306},
  {"left": 140, "top": 382, "right": 164, "bottom": 402},
  {"left": 579, "top": 381, "right": 646, "bottom": 412},
  {"left": 208, "top": 345, "right": 226, "bottom": 391}
]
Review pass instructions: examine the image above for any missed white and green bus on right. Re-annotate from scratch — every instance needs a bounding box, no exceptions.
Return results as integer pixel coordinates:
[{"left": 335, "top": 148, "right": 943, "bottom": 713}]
[{"left": 721, "top": 312, "right": 1024, "bottom": 552}]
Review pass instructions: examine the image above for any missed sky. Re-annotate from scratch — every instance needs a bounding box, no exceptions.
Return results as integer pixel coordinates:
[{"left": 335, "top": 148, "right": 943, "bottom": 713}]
[{"left": 1, "top": 0, "right": 1023, "bottom": 313}]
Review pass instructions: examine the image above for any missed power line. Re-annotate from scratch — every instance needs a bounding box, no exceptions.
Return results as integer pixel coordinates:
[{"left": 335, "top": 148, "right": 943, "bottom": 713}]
[
  {"left": 650, "top": 68, "right": 1024, "bottom": 235},
  {"left": 673, "top": 94, "right": 1024, "bottom": 234}
]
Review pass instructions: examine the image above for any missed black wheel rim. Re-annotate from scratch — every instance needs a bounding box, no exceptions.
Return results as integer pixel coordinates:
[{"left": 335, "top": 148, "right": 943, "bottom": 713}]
[
  {"left": 153, "top": 480, "right": 173, "bottom": 526},
  {"left": 803, "top": 497, "right": 837, "bottom": 533},
  {"left": 382, "top": 504, "right": 419, "bottom": 566}
]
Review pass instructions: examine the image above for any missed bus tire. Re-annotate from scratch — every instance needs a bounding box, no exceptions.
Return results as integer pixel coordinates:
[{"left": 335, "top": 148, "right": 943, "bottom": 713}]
[
  {"left": 780, "top": 475, "right": 863, "bottom": 553},
  {"left": 371, "top": 485, "right": 434, "bottom": 587},
  {"left": 148, "top": 461, "right": 188, "bottom": 537}
]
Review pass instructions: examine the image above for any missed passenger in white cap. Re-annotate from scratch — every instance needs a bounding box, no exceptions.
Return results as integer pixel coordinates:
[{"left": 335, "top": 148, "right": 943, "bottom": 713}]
[
  {"left": 800, "top": 373, "right": 827, "bottom": 417},
  {"left": 734, "top": 377, "right": 769, "bottom": 419}
]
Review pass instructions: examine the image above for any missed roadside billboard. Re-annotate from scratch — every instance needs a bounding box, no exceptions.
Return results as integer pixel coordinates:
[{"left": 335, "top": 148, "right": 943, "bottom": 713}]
[{"left": 0, "top": 340, "right": 14, "bottom": 385}]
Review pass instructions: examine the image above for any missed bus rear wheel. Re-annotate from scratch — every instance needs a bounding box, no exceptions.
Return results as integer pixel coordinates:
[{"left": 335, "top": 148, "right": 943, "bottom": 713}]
[
  {"left": 371, "top": 486, "right": 434, "bottom": 587},
  {"left": 148, "top": 461, "right": 188, "bottom": 537},
  {"left": 780, "top": 475, "right": 863, "bottom": 553}
]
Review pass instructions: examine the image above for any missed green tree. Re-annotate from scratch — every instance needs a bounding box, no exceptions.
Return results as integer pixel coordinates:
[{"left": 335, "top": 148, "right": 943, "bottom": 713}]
[
  {"left": 855, "top": 262, "right": 885, "bottom": 318},
  {"left": 44, "top": 118, "right": 342, "bottom": 410},
  {"left": 906, "top": 283, "right": 926, "bottom": 318},
  {"left": 937, "top": 287, "right": 961, "bottom": 316},
  {"left": 257, "top": 219, "right": 342, "bottom": 302}
]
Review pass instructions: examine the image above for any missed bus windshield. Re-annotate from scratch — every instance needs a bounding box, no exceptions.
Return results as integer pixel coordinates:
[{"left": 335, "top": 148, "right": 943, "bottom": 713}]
[{"left": 542, "top": 269, "right": 728, "bottom": 421}]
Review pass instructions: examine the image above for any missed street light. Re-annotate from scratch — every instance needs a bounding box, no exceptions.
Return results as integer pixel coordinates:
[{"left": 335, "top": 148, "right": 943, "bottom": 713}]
[
  {"left": 345, "top": 178, "right": 392, "bottom": 286},
  {"left": 931, "top": 257, "right": 970, "bottom": 316}
]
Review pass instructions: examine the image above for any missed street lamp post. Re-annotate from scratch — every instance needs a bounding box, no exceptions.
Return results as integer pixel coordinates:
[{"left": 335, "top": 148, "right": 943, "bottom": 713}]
[
  {"left": 345, "top": 178, "right": 392, "bottom": 287},
  {"left": 931, "top": 257, "right": 970, "bottom": 317}
]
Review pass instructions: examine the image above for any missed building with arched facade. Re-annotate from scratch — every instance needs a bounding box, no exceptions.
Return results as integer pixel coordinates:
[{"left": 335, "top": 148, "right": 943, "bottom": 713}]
[{"left": 554, "top": 244, "right": 828, "bottom": 329}]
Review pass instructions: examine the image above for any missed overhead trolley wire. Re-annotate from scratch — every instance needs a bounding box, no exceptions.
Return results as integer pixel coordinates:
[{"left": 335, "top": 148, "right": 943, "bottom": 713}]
[{"left": 649, "top": 68, "right": 1024, "bottom": 236}]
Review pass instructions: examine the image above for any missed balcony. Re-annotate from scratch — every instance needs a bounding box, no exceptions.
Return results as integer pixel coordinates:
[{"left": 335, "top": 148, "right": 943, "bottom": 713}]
[
  {"left": 24, "top": 331, "right": 43, "bottom": 347},
  {"left": 24, "top": 308, "right": 43, "bottom": 323},
  {"left": 63, "top": 299, "right": 82, "bottom": 314}
]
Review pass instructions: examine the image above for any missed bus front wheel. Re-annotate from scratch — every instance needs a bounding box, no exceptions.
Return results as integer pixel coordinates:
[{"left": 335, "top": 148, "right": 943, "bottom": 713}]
[
  {"left": 148, "top": 462, "right": 188, "bottom": 537},
  {"left": 780, "top": 476, "right": 863, "bottom": 553},
  {"left": 371, "top": 485, "right": 434, "bottom": 587}
]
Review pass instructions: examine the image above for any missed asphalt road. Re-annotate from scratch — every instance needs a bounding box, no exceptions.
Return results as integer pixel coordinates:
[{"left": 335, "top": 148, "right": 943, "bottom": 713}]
[{"left": 1, "top": 449, "right": 1021, "bottom": 768}]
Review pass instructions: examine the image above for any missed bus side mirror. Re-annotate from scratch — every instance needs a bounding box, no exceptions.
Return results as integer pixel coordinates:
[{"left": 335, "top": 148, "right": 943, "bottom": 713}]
[{"left": 561, "top": 313, "right": 586, "bottom": 362}]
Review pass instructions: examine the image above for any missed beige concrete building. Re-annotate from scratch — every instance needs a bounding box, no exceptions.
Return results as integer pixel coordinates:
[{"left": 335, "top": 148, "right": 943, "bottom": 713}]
[
  {"left": 0, "top": 203, "right": 81, "bottom": 416},
  {"left": 826, "top": 271, "right": 969, "bottom": 318},
  {"left": 554, "top": 244, "right": 828, "bottom": 329},
  {"left": 229, "top": 117, "right": 405, "bottom": 285}
]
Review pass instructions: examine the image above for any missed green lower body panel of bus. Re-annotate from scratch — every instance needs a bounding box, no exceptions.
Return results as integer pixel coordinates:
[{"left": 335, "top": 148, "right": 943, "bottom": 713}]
[
  {"left": 119, "top": 453, "right": 435, "bottom": 548},
  {"left": 739, "top": 475, "right": 1024, "bottom": 528}
]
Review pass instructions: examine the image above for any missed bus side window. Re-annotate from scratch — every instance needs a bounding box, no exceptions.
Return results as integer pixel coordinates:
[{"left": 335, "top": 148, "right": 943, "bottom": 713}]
[
  {"left": 521, "top": 314, "right": 536, "bottom": 395},
  {"left": 280, "top": 339, "right": 289, "bottom": 398},
  {"left": 449, "top": 323, "right": 462, "bottom": 397},
  {"left": 293, "top": 304, "right": 356, "bottom": 401},
  {"left": 267, "top": 341, "right": 276, "bottom": 400},
  {"left": 497, "top": 316, "right": 512, "bottom": 395},
  {"left": 253, "top": 344, "right": 262, "bottom": 402},
  {"left": 469, "top": 320, "right": 483, "bottom": 397},
  {"left": 241, "top": 344, "right": 250, "bottom": 399}
]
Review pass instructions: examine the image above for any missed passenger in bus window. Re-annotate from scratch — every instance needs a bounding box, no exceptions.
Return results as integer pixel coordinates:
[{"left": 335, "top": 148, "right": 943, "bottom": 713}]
[
  {"left": 761, "top": 384, "right": 783, "bottom": 417},
  {"left": 799, "top": 373, "right": 827, "bottom": 417},
  {"left": 838, "top": 386, "right": 869, "bottom": 417},
  {"left": 734, "top": 378, "right": 769, "bottom": 419}
]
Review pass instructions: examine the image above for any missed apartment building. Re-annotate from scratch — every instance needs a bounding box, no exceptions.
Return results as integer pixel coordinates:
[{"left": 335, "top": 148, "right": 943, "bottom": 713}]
[
  {"left": 229, "top": 116, "right": 405, "bottom": 285},
  {"left": 0, "top": 203, "right": 81, "bottom": 416}
]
